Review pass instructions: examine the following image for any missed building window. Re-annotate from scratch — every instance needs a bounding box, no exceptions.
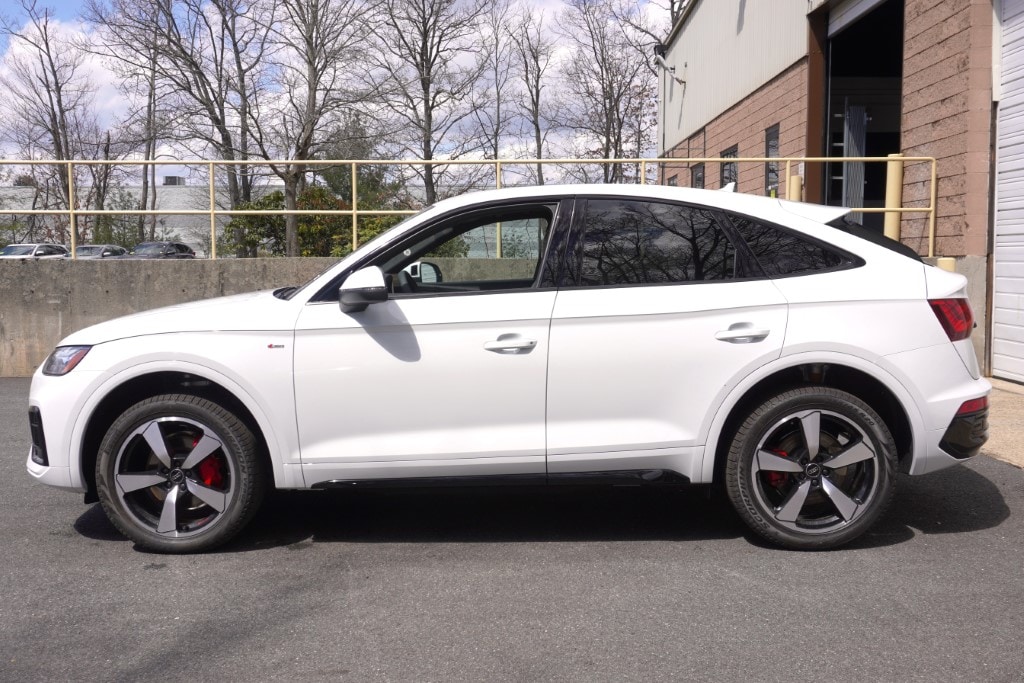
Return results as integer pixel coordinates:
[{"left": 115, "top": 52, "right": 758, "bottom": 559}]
[
  {"left": 667, "top": 174, "right": 678, "bottom": 187},
  {"left": 691, "top": 163, "right": 705, "bottom": 189},
  {"left": 720, "top": 146, "right": 738, "bottom": 188},
  {"left": 765, "top": 124, "right": 780, "bottom": 197}
]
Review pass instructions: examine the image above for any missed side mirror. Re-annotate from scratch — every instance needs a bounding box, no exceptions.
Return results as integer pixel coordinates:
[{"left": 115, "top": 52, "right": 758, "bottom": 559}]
[
  {"left": 402, "top": 261, "right": 442, "bottom": 284},
  {"left": 418, "top": 261, "right": 442, "bottom": 283},
  {"left": 339, "top": 266, "right": 388, "bottom": 313}
]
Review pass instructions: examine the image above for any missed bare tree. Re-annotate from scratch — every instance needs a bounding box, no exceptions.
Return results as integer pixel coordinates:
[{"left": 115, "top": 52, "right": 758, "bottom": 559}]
[
  {"left": 511, "top": 6, "right": 557, "bottom": 185},
  {"left": 84, "top": 0, "right": 274, "bottom": 224},
  {"left": 558, "top": 0, "right": 657, "bottom": 183},
  {"left": 473, "top": 0, "right": 515, "bottom": 177},
  {"left": 248, "top": 0, "right": 370, "bottom": 255},
  {"left": 367, "top": 0, "right": 487, "bottom": 204},
  {"left": 0, "top": 0, "right": 100, "bottom": 242}
]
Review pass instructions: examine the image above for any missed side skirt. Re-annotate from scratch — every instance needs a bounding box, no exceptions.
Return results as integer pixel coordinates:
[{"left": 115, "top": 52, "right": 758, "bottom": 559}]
[{"left": 310, "top": 469, "right": 691, "bottom": 490}]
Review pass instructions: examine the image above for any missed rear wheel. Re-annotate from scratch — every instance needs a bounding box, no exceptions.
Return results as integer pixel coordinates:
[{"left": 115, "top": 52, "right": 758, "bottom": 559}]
[
  {"left": 726, "top": 387, "right": 896, "bottom": 550},
  {"left": 96, "top": 394, "right": 266, "bottom": 553}
]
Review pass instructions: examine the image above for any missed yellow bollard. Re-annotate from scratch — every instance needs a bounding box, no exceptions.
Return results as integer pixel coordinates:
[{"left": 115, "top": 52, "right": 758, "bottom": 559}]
[
  {"left": 786, "top": 175, "right": 803, "bottom": 201},
  {"left": 936, "top": 257, "right": 957, "bottom": 272},
  {"left": 884, "top": 153, "right": 904, "bottom": 241}
]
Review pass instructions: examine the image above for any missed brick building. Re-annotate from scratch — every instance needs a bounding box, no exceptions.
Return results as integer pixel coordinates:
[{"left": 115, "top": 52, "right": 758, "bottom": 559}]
[{"left": 657, "top": 0, "right": 1024, "bottom": 380}]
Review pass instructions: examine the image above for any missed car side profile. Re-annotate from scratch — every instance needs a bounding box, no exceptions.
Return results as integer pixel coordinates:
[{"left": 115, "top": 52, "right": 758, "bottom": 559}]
[
  {"left": 73, "top": 244, "right": 128, "bottom": 259},
  {"left": 1, "top": 243, "right": 69, "bottom": 259},
  {"left": 26, "top": 185, "right": 990, "bottom": 552},
  {"left": 125, "top": 241, "right": 196, "bottom": 259}
]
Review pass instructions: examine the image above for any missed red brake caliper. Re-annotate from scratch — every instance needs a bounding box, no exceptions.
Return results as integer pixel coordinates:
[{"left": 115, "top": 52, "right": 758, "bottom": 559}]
[
  {"left": 766, "top": 449, "right": 789, "bottom": 488},
  {"left": 193, "top": 437, "right": 224, "bottom": 488}
]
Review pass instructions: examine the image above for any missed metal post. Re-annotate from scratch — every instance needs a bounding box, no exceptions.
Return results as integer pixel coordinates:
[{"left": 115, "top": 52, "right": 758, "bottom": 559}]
[
  {"left": 67, "top": 162, "right": 77, "bottom": 257},
  {"left": 928, "top": 159, "right": 938, "bottom": 258},
  {"left": 209, "top": 162, "right": 217, "bottom": 259},
  {"left": 883, "top": 153, "right": 904, "bottom": 241},
  {"left": 641, "top": 160, "right": 648, "bottom": 184},
  {"left": 495, "top": 160, "right": 502, "bottom": 258},
  {"left": 351, "top": 161, "right": 358, "bottom": 251},
  {"left": 787, "top": 174, "right": 802, "bottom": 201}
]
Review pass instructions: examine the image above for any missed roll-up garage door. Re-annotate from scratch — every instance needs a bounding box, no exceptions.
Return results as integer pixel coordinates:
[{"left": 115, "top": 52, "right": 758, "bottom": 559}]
[{"left": 994, "top": 0, "right": 1024, "bottom": 381}]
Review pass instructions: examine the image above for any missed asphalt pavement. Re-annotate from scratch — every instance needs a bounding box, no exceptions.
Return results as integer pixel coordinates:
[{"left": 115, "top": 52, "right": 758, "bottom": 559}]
[
  {"left": 1, "top": 376, "right": 1023, "bottom": 682},
  {"left": 986, "top": 378, "right": 1024, "bottom": 469}
]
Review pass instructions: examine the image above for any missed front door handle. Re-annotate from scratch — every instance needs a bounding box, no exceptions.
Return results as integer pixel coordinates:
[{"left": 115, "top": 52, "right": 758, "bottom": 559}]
[
  {"left": 715, "top": 323, "right": 770, "bottom": 344},
  {"left": 484, "top": 335, "right": 538, "bottom": 354}
]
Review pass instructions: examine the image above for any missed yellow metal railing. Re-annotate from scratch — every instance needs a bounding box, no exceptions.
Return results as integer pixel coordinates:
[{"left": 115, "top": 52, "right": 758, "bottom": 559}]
[{"left": 0, "top": 156, "right": 938, "bottom": 258}]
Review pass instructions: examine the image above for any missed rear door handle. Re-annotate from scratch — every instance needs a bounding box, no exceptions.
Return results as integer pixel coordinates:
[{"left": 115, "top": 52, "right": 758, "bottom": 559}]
[
  {"left": 715, "top": 323, "right": 770, "bottom": 344},
  {"left": 484, "top": 336, "right": 538, "bottom": 353}
]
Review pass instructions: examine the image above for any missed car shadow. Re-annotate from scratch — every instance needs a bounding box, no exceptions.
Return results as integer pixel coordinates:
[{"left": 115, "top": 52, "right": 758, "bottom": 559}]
[
  {"left": 846, "top": 460, "right": 1013, "bottom": 549},
  {"left": 230, "top": 485, "right": 747, "bottom": 551},
  {"left": 73, "top": 459, "right": 1013, "bottom": 553}
]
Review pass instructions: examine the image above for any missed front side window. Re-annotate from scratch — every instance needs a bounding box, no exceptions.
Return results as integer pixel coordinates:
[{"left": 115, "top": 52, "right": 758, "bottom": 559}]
[
  {"left": 377, "top": 205, "right": 555, "bottom": 294},
  {"left": 572, "top": 199, "right": 737, "bottom": 287}
]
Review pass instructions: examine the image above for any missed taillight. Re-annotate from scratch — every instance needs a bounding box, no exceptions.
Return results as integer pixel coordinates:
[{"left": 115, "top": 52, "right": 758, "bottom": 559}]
[
  {"left": 956, "top": 396, "right": 988, "bottom": 415},
  {"left": 929, "top": 298, "right": 974, "bottom": 341}
]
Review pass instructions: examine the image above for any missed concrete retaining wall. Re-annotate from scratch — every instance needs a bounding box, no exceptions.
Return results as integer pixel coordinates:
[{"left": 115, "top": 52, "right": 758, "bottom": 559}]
[
  {"left": 0, "top": 258, "right": 336, "bottom": 377},
  {"left": 0, "top": 257, "right": 539, "bottom": 377}
]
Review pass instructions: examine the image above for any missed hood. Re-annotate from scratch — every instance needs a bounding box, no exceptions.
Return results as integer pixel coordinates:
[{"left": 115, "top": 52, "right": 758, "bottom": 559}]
[{"left": 60, "top": 290, "right": 300, "bottom": 346}]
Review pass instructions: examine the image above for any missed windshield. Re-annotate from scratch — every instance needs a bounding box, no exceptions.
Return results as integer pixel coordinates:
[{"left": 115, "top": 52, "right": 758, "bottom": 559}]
[
  {"left": 76, "top": 246, "right": 103, "bottom": 256},
  {"left": 132, "top": 243, "right": 167, "bottom": 256},
  {"left": 1, "top": 245, "right": 34, "bottom": 256}
]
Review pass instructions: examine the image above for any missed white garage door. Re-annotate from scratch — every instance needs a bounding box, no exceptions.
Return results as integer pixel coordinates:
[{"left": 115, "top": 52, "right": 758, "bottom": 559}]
[{"left": 994, "top": 0, "right": 1024, "bottom": 381}]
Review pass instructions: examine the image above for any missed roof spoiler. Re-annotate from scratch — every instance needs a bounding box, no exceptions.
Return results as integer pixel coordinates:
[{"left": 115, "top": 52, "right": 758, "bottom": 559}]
[{"left": 777, "top": 200, "right": 851, "bottom": 225}]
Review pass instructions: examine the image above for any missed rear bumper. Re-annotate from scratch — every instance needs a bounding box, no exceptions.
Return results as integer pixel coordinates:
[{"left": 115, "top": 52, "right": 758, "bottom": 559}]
[{"left": 939, "top": 406, "right": 989, "bottom": 460}]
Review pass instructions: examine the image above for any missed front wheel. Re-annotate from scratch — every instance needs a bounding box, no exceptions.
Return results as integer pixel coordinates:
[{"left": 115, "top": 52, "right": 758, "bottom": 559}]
[
  {"left": 96, "top": 394, "right": 266, "bottom": 553},
  {"left": 725, "top": 387, "right": 896, "bottom": 550}
]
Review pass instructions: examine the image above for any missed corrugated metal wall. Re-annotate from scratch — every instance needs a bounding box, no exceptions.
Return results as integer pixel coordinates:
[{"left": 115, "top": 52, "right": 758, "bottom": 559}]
[
  {"left": 660, "top": 0, "right": 809, "bottom": 150},
  {"left": 994, "top": 0, "right": 1024, "bottom": 381}
]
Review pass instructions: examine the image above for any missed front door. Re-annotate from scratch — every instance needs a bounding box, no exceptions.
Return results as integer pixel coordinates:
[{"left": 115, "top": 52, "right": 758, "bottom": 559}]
[{"left": 293, "top": 201, "right": 563, "bottom": 485}]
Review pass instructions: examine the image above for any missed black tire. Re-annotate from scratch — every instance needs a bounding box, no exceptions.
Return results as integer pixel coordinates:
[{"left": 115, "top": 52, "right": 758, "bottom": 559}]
[
  {"left": 725, "top": 387, "right": 896, "bottom": 550},
  {"left": 96, "top": 394, "right": 266, "bottom": 553}
]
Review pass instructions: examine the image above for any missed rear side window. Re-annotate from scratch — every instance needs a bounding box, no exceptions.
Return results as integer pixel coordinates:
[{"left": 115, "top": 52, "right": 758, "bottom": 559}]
[
  {"left": 575, "top": 199, "right": 737, "bottom": 286},
  {"left": 729, "top": 214, "right": 852, "bottom": 277}
]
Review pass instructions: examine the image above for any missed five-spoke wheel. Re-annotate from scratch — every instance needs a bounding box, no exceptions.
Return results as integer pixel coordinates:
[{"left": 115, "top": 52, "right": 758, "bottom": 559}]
[
  {"left": 726, "top": 387, "right": 896, "bottom": 549},
  {"left": 96, "top": 394, "right": 265, "bottom": 553}
]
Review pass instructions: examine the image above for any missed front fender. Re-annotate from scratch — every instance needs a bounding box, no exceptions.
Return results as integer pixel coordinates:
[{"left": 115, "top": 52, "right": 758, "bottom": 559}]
[{"left": 64, "top": 343, "right": 303, "bottom": 491}]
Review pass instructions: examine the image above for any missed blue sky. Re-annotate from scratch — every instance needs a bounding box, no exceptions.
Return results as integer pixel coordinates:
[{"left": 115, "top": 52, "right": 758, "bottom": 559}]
[
  {"left": 42, "top": 0, "right": 82, "bottom": 21},
  {"left": 1, "top": 0, "right": 85, "bottom": 51}
]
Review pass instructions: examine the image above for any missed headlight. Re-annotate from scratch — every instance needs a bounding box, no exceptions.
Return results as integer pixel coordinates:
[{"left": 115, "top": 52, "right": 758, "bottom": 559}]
[{"left": 42, "top": 346, "right": 91, "bottom": 376}]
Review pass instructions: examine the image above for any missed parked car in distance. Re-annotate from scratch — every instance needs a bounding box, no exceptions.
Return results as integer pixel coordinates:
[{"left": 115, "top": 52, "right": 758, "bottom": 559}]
[
  {"left": 27, "top": 185, "right": 990, "bottom": 553},
  {"left": 125, "top": 241, "right": 195, "bottom": 259},
  {"left": 0, "top": 243, "right": 69, "bottom": 259},
  {"left": 73, "top": 244, "right": 128, "bottom": 259}
]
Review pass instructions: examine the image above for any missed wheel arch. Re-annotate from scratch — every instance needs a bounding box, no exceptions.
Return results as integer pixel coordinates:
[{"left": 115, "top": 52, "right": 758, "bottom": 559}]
[
  {"left": 79, "top": 370, "right": 279, "bottom": 502},
  {"left": 704, "top": 356, "right": 917, "bottom": 486}
]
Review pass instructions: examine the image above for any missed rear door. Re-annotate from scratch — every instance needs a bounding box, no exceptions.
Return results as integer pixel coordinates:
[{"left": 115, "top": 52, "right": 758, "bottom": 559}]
[{"left": 545, "top": 197, "right": 789, "bottom": 479}]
